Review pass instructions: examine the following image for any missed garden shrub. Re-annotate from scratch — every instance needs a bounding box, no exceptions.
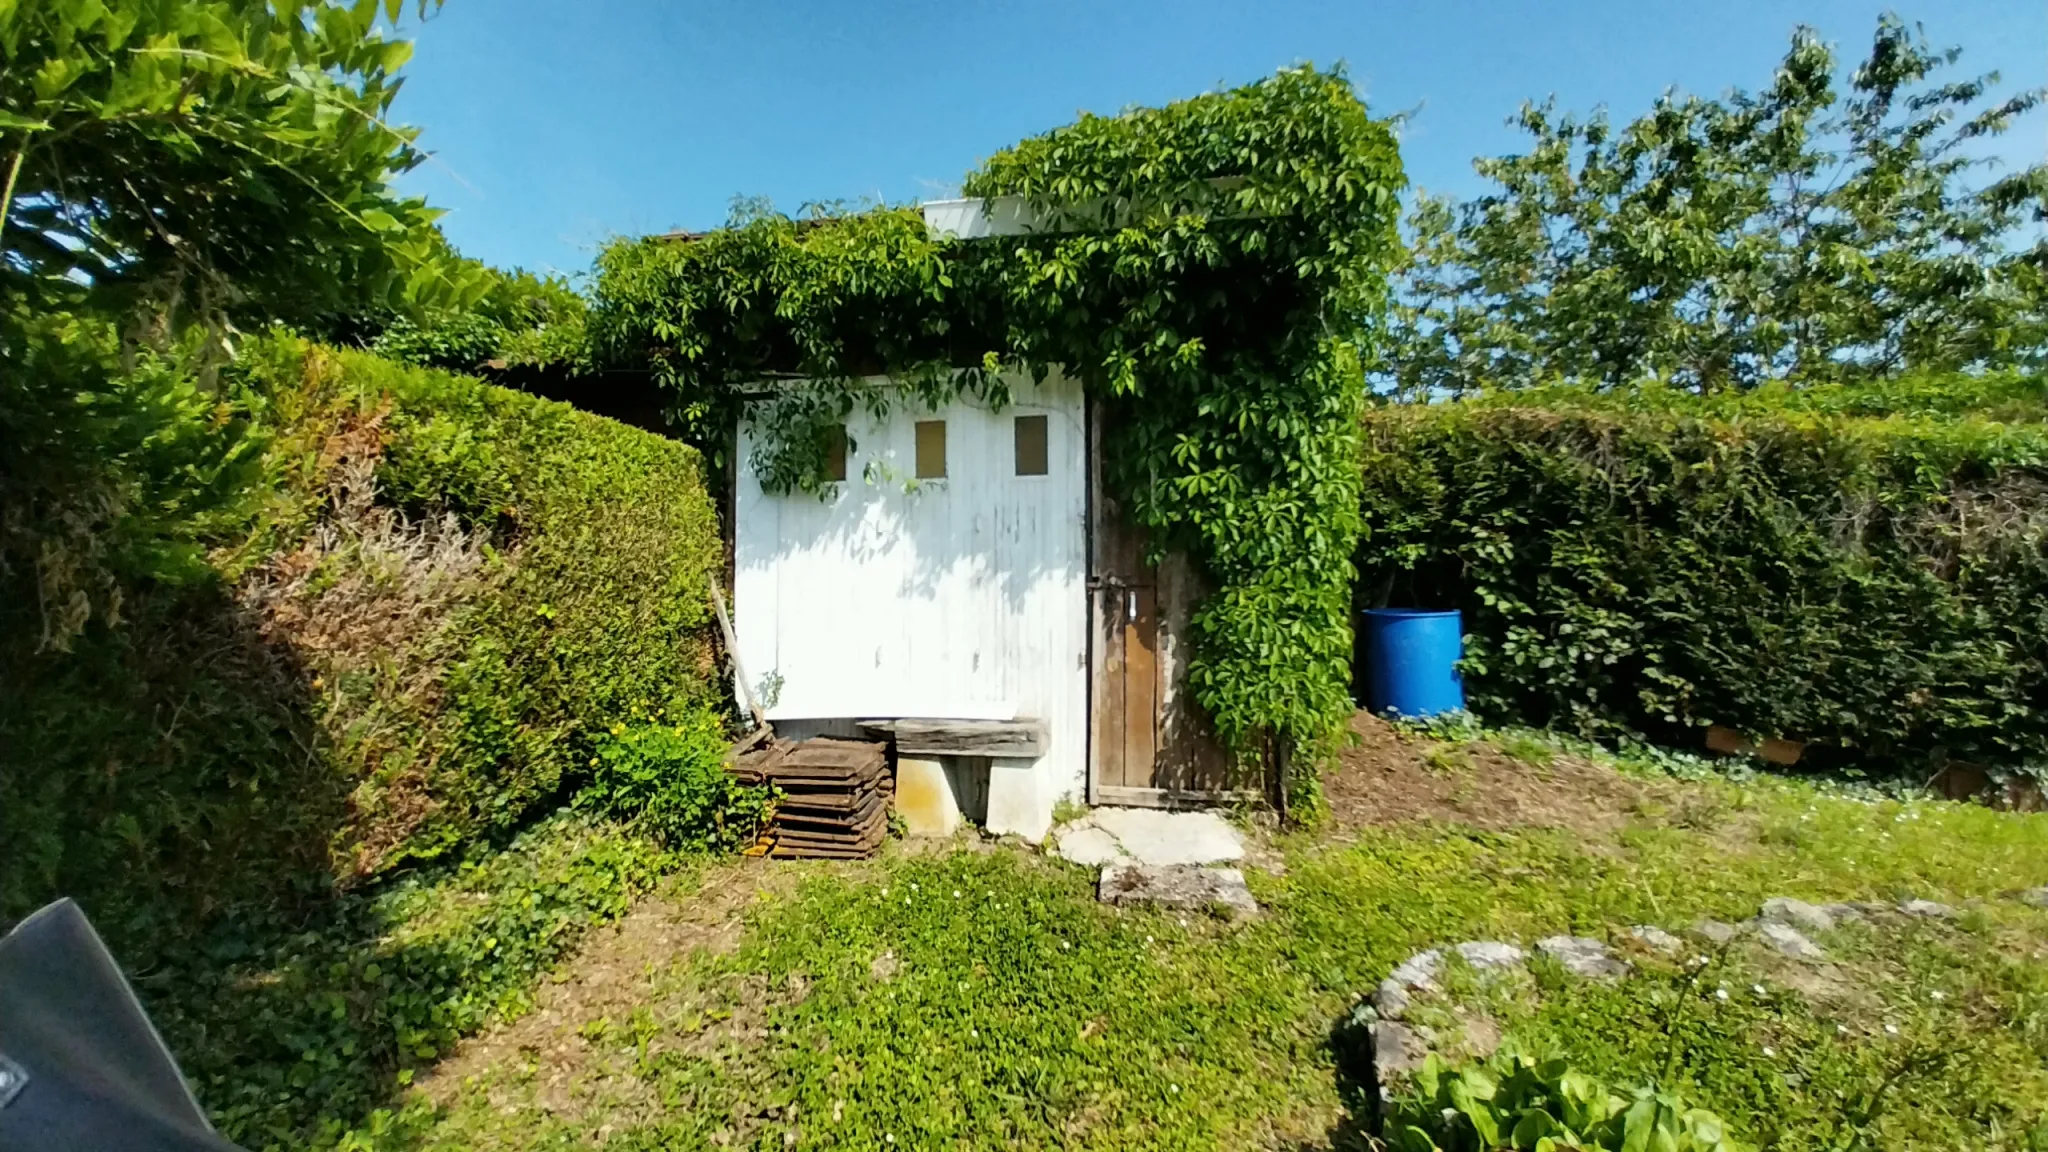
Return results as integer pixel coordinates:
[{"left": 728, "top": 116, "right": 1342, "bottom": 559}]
[
  {"left": 579, "top": 710, "right": 776, "bottom": 852},
  {"left": 1357, "top": 381, "right": 2048, "bottom": 780},
  {"left": 2, "top": 334, "right": 736, "bottom": 1146},
  {"left": 1385, "top": 1051, "right": 1745, "bottom": 1152},
  {"left": 2, "top": 334, "right": 726, "bottom": 963}
]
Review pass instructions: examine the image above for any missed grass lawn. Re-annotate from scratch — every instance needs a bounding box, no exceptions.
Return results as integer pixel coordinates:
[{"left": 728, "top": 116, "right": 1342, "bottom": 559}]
[{"left": 379, "top": 716, "right": 2048, "bottom": 1151}]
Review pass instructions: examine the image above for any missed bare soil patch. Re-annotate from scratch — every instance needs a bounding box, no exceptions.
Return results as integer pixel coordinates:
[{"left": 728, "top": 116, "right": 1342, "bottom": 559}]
[
  {"left": 415, "top": 857, "right": 797, "bottom": 1114},
  {"left": 1322, "top": 711, "right": 1673, "bottom": 838}
]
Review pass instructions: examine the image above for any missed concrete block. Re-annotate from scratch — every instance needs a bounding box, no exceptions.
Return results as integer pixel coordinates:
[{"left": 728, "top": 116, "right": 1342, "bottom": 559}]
[
  {"left": 894, "top": 756, "right": 962, "bottom": 837},
  {"left": 1089, "top": 807, "right": 1244, "bottom": 865},
  {"left": 985, "top": 755, "right": 1053, "bottom": 843},
  {"left": 1053, "top": 825, "right": 1125, "bottom": 866},
  {"left": 1097, "top": 863, "right": 1258, "bottom": 917}
]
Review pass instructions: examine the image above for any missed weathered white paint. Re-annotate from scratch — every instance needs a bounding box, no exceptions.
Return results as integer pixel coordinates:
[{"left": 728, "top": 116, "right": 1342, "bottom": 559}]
[
  {"left": 921, "top": 178, "right": 1254, "bottom": 241},
  {"left": 920, "top": 195, "right": 1038, "bottom": 239},
  {"left": 733, "top": 373, "right": 1088, "bottom": 840}
]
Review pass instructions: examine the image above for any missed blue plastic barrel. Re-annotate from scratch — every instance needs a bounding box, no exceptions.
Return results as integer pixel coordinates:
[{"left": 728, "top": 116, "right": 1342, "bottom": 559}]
[{"left": 1361, "top": 608, "right": 1465, "bottom": 718}]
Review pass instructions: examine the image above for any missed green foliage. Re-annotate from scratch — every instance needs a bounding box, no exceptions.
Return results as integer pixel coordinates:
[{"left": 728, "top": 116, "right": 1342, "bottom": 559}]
[
  {"left": 1467, "top": 369, "right": 2048, "bottom": 423},
  {"left": 0, "top": 0, "right": 489, "bottom": 650},
  {"left": 404, "top": 757, "right": 2048, "bottom": 1152},
  {"left": 235, "top": 336, "right": 729, "bottom": 872},
  {"left": 592, "top": 68, "right": 1407, "bottom": 792},
  {"left": 373, "top": 265, "right": 592, "bottom": 374},
  {"left": 0, "top": 303, "right": 269, "bottom": 648},
  {"left": 579, "top": 712, "right": 775, "bottom": 852},
  {"left": 0, "top": 0, "right": 486, "bottom": 328},
  {"left": 1388, "top": 16, "right": 2048, "bottom": 397},
  {"left": 2, "top": 335, "right": 726, "bottom": 971},
  {"left": 1387, "top": 1051, "right": 1746, "bottom": 1152},
  {"left": 1357, "top": 387, "right": 2048, "bottom": 777},
  {"left": 153, "top": 812, "right": 673, "bottom": 1151}
]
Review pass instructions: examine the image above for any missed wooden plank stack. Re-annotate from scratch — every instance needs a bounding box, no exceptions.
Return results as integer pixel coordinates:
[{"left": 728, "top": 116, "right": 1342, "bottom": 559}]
[{"left": 729, "top": 736, "right": 891, "bottom": 859}]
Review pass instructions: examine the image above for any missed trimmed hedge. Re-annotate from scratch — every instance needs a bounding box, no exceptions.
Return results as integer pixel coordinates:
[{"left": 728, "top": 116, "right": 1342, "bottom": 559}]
[
  {"left": 1, "top": 336, "right": 724, "bottom": 963},
  {"left": 1357, "top": 382, "right": 2048, "bottom": 778}
]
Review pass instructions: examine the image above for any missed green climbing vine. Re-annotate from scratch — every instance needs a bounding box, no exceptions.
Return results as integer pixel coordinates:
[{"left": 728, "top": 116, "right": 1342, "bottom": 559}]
[{"left": 590, "top": 67, "right": 1406, "bottom": 808}]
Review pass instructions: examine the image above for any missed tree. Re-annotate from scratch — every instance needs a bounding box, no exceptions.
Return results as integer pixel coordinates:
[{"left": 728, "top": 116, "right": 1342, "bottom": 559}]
[
  {"left": 0, "top": 0, "right": 485, "bottom": 336},
  {"left": 0, "top": 0, "right": 484, "bottom": 648},
  {"left": 1386, "top": 15, "right": 2048, "bottom": 397},
  {"left": 371, "top": 261, "right": 592, "bottom": 373}
]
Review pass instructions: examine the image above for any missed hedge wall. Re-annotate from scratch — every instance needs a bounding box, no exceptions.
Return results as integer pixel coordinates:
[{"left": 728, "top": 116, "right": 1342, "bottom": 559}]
[
  {"left": 0, "top": 336, "right": 724, "bottom": 966},
  {"left": 1357, "top": 379, "right": 2048, "bottom": 779}
]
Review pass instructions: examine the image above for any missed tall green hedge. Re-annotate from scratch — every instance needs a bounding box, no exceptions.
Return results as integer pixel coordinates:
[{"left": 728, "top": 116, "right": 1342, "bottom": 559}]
[
  {"left": 1357, "top": 381, "right": 2048, "bottom": 778},
  {"left": 1, "top": 336, "right": 724, "bottom": 965}
]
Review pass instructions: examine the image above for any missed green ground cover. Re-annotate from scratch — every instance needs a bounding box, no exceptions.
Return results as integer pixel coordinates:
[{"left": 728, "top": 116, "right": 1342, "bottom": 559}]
[{"left": 367, "top": 729, "right": 2048, "bottom": 1151}]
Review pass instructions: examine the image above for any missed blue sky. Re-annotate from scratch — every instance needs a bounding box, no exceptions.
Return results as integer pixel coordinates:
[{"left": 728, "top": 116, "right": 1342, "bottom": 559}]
[{"left": 391, "top": 0, "right": 2044, "bottom": 279}]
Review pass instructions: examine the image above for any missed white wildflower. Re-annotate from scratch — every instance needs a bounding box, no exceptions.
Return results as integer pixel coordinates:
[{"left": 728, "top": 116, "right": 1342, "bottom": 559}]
[
  {"left": 1930, "top": 990, "right": 1947, "bottom": 1002},
  {"left": 1715, "top": 987, "right": 1730, "bottom": 1001},
  {"left": 1884, "top": 1023, "right": 1899, "bottom": 1036},
  {"left": 1752, "top": 984, "right": 1767, "bottom": 997},
  {"left": 953, "top": 890, "right": 962, "bottom": 898},
  {"left": 1762, "top": 1046, "right": 1775, "bottom": 1057}
]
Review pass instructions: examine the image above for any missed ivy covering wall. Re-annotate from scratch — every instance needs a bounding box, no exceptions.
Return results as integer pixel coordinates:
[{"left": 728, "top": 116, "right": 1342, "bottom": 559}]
[
  {"left": 1356, "top": 375, "right": 2048, "bottom": 780},
  {"left": 591, "top": 68, "right": 1407, "bottom": 804}
]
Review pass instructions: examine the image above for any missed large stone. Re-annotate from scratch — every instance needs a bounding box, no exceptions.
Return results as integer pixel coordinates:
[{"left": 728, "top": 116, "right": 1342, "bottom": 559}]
[
  {"left": 1053, "top": 825, "right": 1126, "bottom": 867},
  {"left": 2021, "top": 887, "right": 2048, "bottom": 909},
  {"left": 1375, "top": 978, "right": 1413, "bottom": 1021},
  {"left": 1898, "top": 898, "right": 1958, "bottom": 920},
  {"left": 1757, "top": 921, "right": 1827, "bottom": 962},
  {"left": 1452, "top": 941, "right": 1529, "bottom": 971},
  {"left": 1689, "top": 919, "right": 1743, "bottom": 946},
  {"left": 1097, "top": 863, "right": 1257, "bottom": 917},
  {"left": 1538, "top": 935, "right": 1631, "bottom": 979},
  {"left": 1390, "top": 949, "right": 1445, "bottom": 988},
  {"left": 1626, "top": 925, "right": 1685, "bottom": 955},
  {"left": 894, "top": 756, "right": 962, "bottom": 837},
  {"left": 1821, "top": 901, "right": 1878, "bottom": 924},
  {"left": 1760, "top": 897, "right": 1836, "bottom": 934},
  {"left": 1373, "top": 1020, "right": 1427, "bottom": 1085},
  {"left": 1089, "top": 807, "right": 1245, "bottom": 866},
  {"left": 1376, "top": 949, "right": 1444, "bottom": 1021}
]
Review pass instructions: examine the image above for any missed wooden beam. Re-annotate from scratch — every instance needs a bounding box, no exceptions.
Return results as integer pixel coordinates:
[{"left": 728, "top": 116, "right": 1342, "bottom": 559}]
[{"left": 856, "top": 718, "right": 1048, "bottom": 758}]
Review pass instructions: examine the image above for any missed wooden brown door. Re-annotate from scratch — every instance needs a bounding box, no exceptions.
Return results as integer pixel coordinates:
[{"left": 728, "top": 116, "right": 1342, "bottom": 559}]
[
  {"left": 1088, "top": 403, "right": 1230, "bottom": 804},
  {"left": 1093, "top": 568, "right": 1159, "bottom": 791}
]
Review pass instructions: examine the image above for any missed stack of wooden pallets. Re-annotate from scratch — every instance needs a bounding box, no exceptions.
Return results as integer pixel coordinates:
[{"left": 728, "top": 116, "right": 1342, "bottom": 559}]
[{"left": 729, "top": 736, "right": 892, "bottom": 859}]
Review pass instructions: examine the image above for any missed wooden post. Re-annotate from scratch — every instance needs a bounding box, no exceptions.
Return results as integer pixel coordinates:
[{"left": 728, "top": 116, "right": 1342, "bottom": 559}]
[{"left": 707, "top": 576, "right": 769, "bottom": 732}]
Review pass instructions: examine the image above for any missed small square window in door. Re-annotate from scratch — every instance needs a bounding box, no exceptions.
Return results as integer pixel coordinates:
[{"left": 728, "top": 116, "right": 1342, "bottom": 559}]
[
  {"left": 1014, "top": 414, "right": 1048, "bottom": 475},
  {"left": 820, "top": 424, "right": 847, "bottom": 482},
  {"left": 914, "top": 420, "right": 946, "bottom": 478}
]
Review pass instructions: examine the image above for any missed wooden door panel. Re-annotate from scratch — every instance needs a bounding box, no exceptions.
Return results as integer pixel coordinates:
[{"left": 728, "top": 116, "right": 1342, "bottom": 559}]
[
  {"left": 1121, "top": 585, "right": 1158, "bottom": 785},
  {"left": 1094, "top": 586, "right": 1129, "bottom": 788},
  {"left": 1090, "top": 397, "right": 1232, "bottom": 803}
]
